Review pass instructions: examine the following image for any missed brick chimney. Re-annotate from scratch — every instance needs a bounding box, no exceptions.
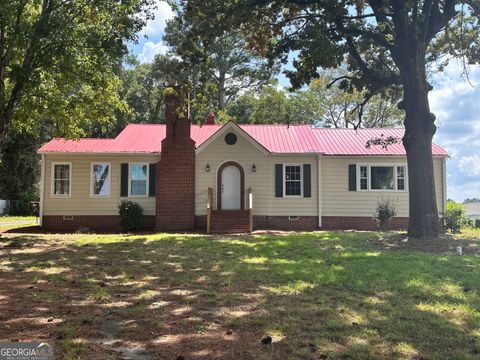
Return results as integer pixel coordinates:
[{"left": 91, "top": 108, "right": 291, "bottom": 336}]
[
  {"left": 155, "top": 86, "right": 195, "bottom": 231},
  {"left": 206, "top": 112, "right": 215, "bottom": 125}
]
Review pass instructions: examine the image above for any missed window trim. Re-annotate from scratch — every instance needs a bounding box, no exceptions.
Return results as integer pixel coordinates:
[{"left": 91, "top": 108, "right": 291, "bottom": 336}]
[
  {"left": 90, "top": 162, "right": 111, "bottom": 198},
  {"left": 356, "top": 163, "right": 408, "bottom": 192},
  {"left": 283, "top": 163, "right": 303, "bottom": 197},
  {"left": 51, "top": 162, "right": 72, "bottom": 198},
  {"left": 128, "top": 162, "right": 149, "bottom": 198}
]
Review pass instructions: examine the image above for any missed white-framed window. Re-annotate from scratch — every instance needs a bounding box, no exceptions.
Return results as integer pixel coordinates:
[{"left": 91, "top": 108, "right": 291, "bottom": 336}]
[
  {"left": 129, "top": 163, "right": 149, "bottom": 197},
  {"left": 396, "top": 165, "right": 406, "bottom": 191},
  {"left": 51, "top": 162, "right": 72, "bottom": 197},
  {"left": 359, "top": 165, "right": 368, "bottom": 190},
  {"left": 284, "top": 164, "right": 302, "bottom": 196},
  {"left": 357, "top": 164, "right": 407, "bottom": 191},
  {"left": 90, "top": 163, "right": 111, "bottom": 197}
]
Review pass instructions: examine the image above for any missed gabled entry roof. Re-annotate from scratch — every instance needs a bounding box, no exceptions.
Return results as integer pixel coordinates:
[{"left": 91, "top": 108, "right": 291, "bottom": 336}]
[{"left": 38, "top": 123, "right": 448, "bottom": 156}]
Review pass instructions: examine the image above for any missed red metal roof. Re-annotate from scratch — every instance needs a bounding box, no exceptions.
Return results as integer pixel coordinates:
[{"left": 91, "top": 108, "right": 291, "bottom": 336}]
[
  {"left": 312, "top": 128, "right": 448, "bottom": 156},
  {"left": 38, "top": 123, "right": 448, "bottom": 156}
]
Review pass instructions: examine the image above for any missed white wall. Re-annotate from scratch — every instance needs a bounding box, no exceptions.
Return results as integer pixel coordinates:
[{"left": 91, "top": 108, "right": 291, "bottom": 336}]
[{"left": 43, "top": 154, "right": 160, "bottom": 216}]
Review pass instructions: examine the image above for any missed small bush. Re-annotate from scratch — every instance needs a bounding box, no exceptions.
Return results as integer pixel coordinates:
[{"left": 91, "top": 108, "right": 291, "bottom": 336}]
[
  {"left": 118, "top": 200, "right": 143, "bottom": 231},
  {"left": 373, "top": 198, "right": 397, "bottom": 231},
  {"left": 444, "top": 201, "right": 470, "bottom": 233}
]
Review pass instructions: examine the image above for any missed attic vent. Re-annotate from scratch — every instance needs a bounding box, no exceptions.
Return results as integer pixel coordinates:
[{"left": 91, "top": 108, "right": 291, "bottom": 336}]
[
  {"left": 63, "top": 215, "right": 73, "bottom": 221},
  {"left": 225, "top": 133, "right": 237, "bottom": 145}
]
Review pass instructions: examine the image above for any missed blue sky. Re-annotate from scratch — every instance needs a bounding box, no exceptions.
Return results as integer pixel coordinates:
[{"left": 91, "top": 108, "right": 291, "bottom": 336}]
[{"left": 129, "top": 1, "right": 480, "bottom": 202}]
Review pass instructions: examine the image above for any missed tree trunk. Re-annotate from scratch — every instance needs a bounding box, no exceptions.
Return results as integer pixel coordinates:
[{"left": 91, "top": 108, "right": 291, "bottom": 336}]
[
  {"left": 400, "top": 55, "right": 440, "bottom": 239},
  {"left": 218, "top": 72, "right": 226, "bottom": 110}
]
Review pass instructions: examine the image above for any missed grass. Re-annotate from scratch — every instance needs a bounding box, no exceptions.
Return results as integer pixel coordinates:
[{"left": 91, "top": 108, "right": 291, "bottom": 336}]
[
  {"left": 0, "top": 230, "right": 479, "bottom": 359},
  {"left": 0, "top": 216, "right": 38, "bottom": 231},
  {"left": 0, "top": 215, "right": 37, "bottom": 223}
]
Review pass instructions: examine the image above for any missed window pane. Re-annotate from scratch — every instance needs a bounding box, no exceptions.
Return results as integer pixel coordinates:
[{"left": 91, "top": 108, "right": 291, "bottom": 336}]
[
  {"left": 371, "top": 166, "right": 394, "bottom": 190},
  {"left": 53, "top": 164, "right": 70, "bottom": 195},
  {"left": 131, "top": 180, "right": 146, "bottom": 195},
  {"left": 285, "top": 165, "right": 302, "bottom": 196},
  {"left": 397, "top": 166, "right": 406, "bottom": 190},
  {"left": 54, "top": 180, "right": 69, "bottom": 195},
  {"left": 93, "top": 164, "right": 109, "bottom": 195},
  {"left": 131, "top": 164, "right": 147, "bottom": 180},
  {"left": 55, "top": 164, "right": 70, "bottom": 180},
  {"left": 130, "top": 164, "right": 147, "bottom": 196},
  {"left": 360, "top": 166, "right": 368, "bottom": 178},
  {"left": 360, "top": 178, "right": 368, "bottom": 190}
]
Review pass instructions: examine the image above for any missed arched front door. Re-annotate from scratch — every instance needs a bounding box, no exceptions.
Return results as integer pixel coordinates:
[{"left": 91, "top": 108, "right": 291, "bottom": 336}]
[{"left": 217, "top": 162, "right": 244, "bottom": 210}]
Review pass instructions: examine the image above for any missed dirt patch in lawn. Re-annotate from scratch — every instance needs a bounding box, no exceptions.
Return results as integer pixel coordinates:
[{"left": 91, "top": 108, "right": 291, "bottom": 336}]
[
  {"left": 370, "top": 233, "right": 480, "bottom": 255},
  {"left": 0, "top": 234, "right": 271, "bottom": 359}
]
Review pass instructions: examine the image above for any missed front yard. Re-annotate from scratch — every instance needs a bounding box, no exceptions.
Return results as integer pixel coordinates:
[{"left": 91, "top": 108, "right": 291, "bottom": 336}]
[{"left": 0, "top": 230, "right": 479, "bottom": 359}]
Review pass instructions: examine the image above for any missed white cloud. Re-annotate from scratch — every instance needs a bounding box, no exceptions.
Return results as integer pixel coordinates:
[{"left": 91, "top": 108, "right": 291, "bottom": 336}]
[
  {"left": 137, "top": 41, "right": 168, "bottom": 63},
  {"left": 458, "top": 155, "right": 480, "bottom": 177},
  {"left": 429, "top": 59, "right": 480, "bottom": 201},
  {"left": 143, "top": 1, "right": 174, "bottom": 37}
]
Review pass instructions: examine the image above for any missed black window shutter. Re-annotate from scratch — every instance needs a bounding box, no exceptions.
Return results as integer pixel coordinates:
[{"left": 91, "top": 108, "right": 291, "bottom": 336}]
[
  {"left": 275, "top": 164, "right": 283, "bottom": 197},
  {"left": 120, "top": 163, "right": 129, "bottom": 197},
  {"left": 348, "top": 164, "right": 357, "bottom": 191},
  {"left": 303, "top": 164, "right": 311, "bottom": 197},
  {"left": 149, "top": 163, "right": 156, "bottom": 197}
]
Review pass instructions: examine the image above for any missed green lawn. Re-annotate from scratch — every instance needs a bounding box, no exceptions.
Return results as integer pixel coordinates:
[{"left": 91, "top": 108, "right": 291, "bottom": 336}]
[
  {"left": 0, "top": 230, "right": 479, "bottom": 359},
  {"left": 0, "top": 215, "right": 37, "bottom": 223}
]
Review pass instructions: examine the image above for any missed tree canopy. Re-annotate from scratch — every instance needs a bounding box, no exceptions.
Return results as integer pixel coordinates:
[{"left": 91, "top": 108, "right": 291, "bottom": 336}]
[
  {"left": 182, "top": 0, "right": 480, "bottom": 239},
  {"left": 0, "top": 0, "right": 154, "bottom": 146}
]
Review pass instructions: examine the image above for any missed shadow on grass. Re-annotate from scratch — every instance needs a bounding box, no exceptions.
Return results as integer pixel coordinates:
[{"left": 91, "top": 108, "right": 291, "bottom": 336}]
[{"left": 0, "top": 231, "right": 479, "bottom": 359}]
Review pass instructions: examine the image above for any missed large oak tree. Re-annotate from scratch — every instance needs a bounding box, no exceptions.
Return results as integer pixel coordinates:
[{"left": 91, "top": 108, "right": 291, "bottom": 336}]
[{"left": 183, "top": 0, "right": 480, "bottom": 239}]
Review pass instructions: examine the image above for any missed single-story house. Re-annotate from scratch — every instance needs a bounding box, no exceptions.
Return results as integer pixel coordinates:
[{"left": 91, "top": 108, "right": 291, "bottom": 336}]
[
  {"left": 465, "top": 201, "right": 480, "bottom": 221},
  {"left": 37, "top": 91, "right": 448, "bottom": 233}
]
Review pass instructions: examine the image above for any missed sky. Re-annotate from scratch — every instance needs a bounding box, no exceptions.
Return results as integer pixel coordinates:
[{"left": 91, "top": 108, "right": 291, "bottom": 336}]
[{"left": 129, "top": 1, "right": 480, "bottom": 202}]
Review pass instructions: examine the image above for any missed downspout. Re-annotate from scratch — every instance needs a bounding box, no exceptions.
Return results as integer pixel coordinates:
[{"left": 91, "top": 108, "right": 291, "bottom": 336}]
[
  {"left": 442, "top": 157, "right": 447, "bottom": 215},
  {"left": 318, "top": 154, "right": 322, "bottom": 228},
  {"left": 39, "top": 154, "right": 45, "bottom": 227}
]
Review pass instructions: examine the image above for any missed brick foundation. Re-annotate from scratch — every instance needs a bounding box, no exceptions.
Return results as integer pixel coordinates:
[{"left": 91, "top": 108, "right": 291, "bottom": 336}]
[
  {"left": 195, "top": 215, "right": 408, "bottom": 232},
  {"left": 321, "top": 216, "right": 409, "bottom": 231},
  {"left": 42, "top": 214, "right": 408, "bottom": 232},
  {"left": 253, "top": 215, "right": 318, "bottom": 231},
  {"left": 42, "top": 215, "right": 155, "bottom": 232}
]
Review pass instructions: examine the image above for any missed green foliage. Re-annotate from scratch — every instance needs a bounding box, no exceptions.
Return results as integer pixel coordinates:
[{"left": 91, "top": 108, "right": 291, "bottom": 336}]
[
  {"left": 0, "top": 129, "right": 43, "bottom": 206},
  {"left": 0, "top": 0, "right": 154, "bottom": 146},
  {"left": 182, "top": 0, "right": 480, "bottom": 238},
  {"left": 118, "top": 201, "right": 144, "bottom": 232},
  {"left": 222, "top": 74, "right": 402, "bottom": 126},
  {"left": 445, "top": 201, "right": 471, "bottom": 233},
  {"left": 373, "top": 198, "right": 397, "bottom": 232},
  {"left": 159, "top": 8, "right": 278, "bottom": 122}
]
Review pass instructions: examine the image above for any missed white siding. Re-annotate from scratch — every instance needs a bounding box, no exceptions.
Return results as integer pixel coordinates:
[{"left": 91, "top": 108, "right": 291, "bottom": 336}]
[
  {"left": 43, "top": 154, "right": 159, "bottom": 216},
  {"left": 465, "top": 202, "right": 480, "bottom": 220},
  {"left": 42, "top": 139, "right": 447, "bottom": 222},
  {"left": 195, "top": 131, "right": 318, "bottom": 216},
  {"left": 321, "top": 156, "right": 445, "bottom": 217}
]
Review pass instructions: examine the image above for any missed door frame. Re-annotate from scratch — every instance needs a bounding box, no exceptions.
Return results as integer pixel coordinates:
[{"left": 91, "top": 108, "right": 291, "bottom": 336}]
[{"left": 217, "top": 161, "right": 245, "bottom": 210}]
